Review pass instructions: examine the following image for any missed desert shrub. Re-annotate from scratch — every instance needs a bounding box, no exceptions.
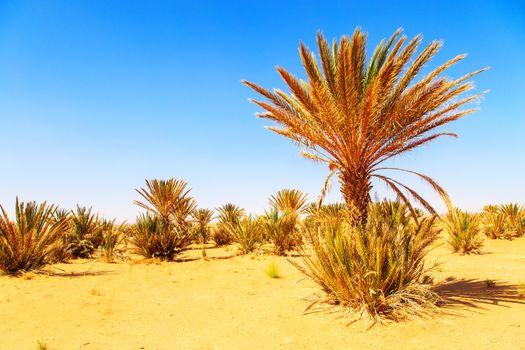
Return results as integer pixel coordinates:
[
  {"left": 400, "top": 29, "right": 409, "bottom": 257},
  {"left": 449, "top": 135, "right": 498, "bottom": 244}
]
[
  {"left": 499, "top": 203, "right": 525, "bottom": 237},
  {"left": 130, "top": 214, "right": 192, "bottom": 260},
  {"left": 482, "top": 203, "right": 525, "bottom": 239},
  {"left": 192, "top": 208, "right": 214, "bottom": 244},
  {"left": 48, "top": 208, "right": 73, "bottom": 263},
  {"left": 192, "top": 208, "right": 214, "bottom": 257},
  {"left": 212, "top": 224, "right": 234, "bottom": 247},
  {"left": 262, "top": 209, "right": 302, "bottom": 255},
  {"left": 442, "top": 209, "right": 484, "bottom": 254},
  {"left": 212, "top": 203, "right": 244, "bottom": 246},
  {"left": 292, "top": 201, "right": 440, "bottom": 321},
  {"left": 67, "top": 206, "right": 104, "bottom": 258},
  {"left": 482, "top": 210, "right": 511, "bottom": 239},
  {"left": 134, "top": 178, "right": 196, "bottom": 227},
  {"left": 99, "top": 221, "right": 128, "bottom": 263},
  {"left": 230, "top": 216, "right": 263, "bottom": 254},
  {"left": 0, "top": 199, "right": 70, "bottom": 275}
]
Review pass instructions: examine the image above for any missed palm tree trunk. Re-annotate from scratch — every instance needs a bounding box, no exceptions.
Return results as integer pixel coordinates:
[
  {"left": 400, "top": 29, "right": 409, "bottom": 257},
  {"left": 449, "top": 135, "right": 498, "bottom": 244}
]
[{"left": 339, "top": 170, "right": 372, "bottom": 226}]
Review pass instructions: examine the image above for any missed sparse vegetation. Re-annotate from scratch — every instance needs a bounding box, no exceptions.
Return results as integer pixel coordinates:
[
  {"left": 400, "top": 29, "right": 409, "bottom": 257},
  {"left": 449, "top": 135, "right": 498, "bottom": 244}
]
[{"left": 442, "top": 209, "right": 484, "bottom": 255}]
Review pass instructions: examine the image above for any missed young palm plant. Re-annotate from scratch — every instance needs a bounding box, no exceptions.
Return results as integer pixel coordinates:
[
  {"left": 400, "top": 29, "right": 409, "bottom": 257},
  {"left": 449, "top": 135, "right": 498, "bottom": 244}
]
[
  {"left": 442, "top": 208, "right": 484, "bottom": 254},
  {"left": 305, "top": 202, "right": 348, "bottom": 228},
  {"left": 130, "top": 214, "right": 192, "bottom": 261},
  {"left": 99, "top": 220, "right": 128, "bottom": 263},
  {"left": 134, "top": 178, "right": 195, "bottom": 225},
  {"left": 499, "top": 203, "right": 525, "bottom": 237},
  {"left": 269, "top": 189, "right": 309, "bottom": 214},
  {"left": 292, "top": 200, "right": 440, "bottom": 321},
  {"left": 49, "top": 208, "right": 73, "bottom": 263},
  {"left": 229, "top": 216, "right": 263, "bottom": 254},
  {"left": 482, "top": 210, "right": 511, "bottom": 239},
  {"left": 0, "top": 199, "right": 70, "bottom": 275},
  {"left": 213, "top": 203, "right": 245, "bottom": 246},
  {"left": 192, "top": 208, "right": 214, "bottom": 257},
  {"left": 243, "top": 28, "right": 487, "bottom": 224},
  {"left": 262, "top": 209, "right": 302, "bottom": 255},
  {"left": 68, "top": 206, "right": 104, "bottom": 258}
]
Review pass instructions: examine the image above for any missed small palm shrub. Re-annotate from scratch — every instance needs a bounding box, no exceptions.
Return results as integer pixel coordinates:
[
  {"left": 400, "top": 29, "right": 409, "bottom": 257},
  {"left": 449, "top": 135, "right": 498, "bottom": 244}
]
[
  {"left": 192, "top": 208, "right": 214, "bottom": 243},
  {"left": 99, "top": 221, "right": 128, "bottom": 263},
  {"left": 262, "top": 189, "right": 306, "bottom": 255},
  {"left": 134, "top": 178, "right": 194, "bottom": 221},
  {"left": 442, "top": 209, "right": 483, "bottom": 254},
  {"left": 212, "top": 203, "right": 245, "bottom": 246},
  {"left": 292, "top": 201, "right": 440, "bottom": 321},
  {"left": 269, "top": 189, "right": 308, "bottom": 214},
  {"left": 499, "top": 203, "right": 525, "bottom": 237},
  {"left": 482, "top": 210, "right": 511, "bottom": 239},
  {"left": 68, "top": 206, "right": 104, "bottom": 258},
  {"left": 192, "top": 208, "right": 214, "bottom": 257},
  {"left": 262, "top": 209, "right": 302, "bottom": 255},
  {"left": 211, "top": 225, "right": 233, "bottom": 247},
  {"left": 48, "top": 208, "right": 73, "bottom": 263},
  {"left": 0, "top": 199, "right": 70, "bottom": 275},
  {"left": 305, "top": 203, "right": 348, "bottom": 228},
  {"left": 230, "top": 216, "right": 263, "bottom": 254},
  {"left": 482, "top": 203, "right": 525, "bottom": 239},
  {"left": 130, "top": 214, "right": 192, "bottom": 260}
]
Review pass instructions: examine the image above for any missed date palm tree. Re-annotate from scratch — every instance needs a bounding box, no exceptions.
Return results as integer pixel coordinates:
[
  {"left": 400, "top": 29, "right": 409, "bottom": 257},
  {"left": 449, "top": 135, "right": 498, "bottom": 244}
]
[
  {"left": 243, "top": 28, "right": 487, "bottom": 225},
  {"left": 134, "top": 178, "right": 194, "bottom": 226},
  {"left": 269, "top": 189, "right": 308, "bottom": 214}
]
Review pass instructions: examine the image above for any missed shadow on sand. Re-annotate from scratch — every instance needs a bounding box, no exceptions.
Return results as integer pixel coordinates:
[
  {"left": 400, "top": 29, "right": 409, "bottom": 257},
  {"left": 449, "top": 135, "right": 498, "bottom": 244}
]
[
  {"left": 434, "top": 277, "right": 525, "bottom": 309},
  {"left": 39, "top": 269, "right": 116, "bottom": 277}
]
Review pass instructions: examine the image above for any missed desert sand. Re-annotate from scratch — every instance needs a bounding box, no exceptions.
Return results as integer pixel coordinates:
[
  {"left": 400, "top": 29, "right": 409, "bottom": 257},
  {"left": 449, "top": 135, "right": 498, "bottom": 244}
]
[{"left": 0, "top": 238, "right": 524, "bottom": 350}]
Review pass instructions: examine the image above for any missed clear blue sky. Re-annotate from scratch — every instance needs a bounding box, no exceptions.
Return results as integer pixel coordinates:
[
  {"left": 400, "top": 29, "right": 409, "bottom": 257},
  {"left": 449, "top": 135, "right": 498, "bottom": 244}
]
[{"left": 0, "top": 0, "right": 524, "bottom": 221}]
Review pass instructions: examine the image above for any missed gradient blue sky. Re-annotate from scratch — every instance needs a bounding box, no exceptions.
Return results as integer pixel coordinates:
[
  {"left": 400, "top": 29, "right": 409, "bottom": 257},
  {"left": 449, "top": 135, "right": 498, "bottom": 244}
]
[{"left": 0, "top": 0, "right": 524, "bottom": 221}]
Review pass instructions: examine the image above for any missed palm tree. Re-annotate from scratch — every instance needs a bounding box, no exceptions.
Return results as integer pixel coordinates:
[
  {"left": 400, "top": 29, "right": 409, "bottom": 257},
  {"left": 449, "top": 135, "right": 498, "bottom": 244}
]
[
  {"left": 243, "top": 28, "right": 487, "bottom": 225},
  {"left": 134, "top": 178, "right": 194, "bottom": 225},
  {"left": 216, "top": 203, "right": 245, "bottom": 225},
  {"left": 269, "top": 189, "right": 308, "bottom": 214},
  {"left": 192, "top": 208, "right": 214, "bottom": 256}
]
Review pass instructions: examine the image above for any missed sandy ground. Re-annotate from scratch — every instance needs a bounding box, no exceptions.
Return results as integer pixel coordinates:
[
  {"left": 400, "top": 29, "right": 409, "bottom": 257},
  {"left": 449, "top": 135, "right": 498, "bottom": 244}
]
[{"left": 0, "top": 238, "right": 524, "bottom": 350}]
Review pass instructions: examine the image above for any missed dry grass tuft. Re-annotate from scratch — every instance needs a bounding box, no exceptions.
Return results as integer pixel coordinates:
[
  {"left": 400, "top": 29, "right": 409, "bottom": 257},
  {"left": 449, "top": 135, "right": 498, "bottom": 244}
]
[
  {"left": 265, "top": 261, "right": 281, "bottom": 279},
  {"left": 35, "top": 339, "right": 48, "bottom": 350}
]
